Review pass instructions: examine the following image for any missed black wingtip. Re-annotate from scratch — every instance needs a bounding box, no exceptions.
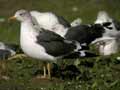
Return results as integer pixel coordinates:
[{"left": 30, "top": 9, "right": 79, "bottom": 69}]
[
  {"left": 63, "top": 51, "right": 98, "bottom": 59},
  {"left": 80, "top": 45, "right": 89, "bottom": 50},
  {"left": 83, "top": 51, "right": 98, "bottom": 57},
  {"left": 103, "top": 22, "right": 112, "bottom": 27},
  {"left": 102, "top": 22, "right": 113, "bottom": 30}
]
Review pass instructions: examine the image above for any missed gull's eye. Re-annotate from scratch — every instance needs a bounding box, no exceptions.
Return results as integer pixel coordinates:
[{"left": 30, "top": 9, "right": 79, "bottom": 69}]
[
  {"left": 20, "top": 13, "right": 25, "bottom": 16},
  {"left": 20, "top": 13, "right": 23, "bottom": 16}
]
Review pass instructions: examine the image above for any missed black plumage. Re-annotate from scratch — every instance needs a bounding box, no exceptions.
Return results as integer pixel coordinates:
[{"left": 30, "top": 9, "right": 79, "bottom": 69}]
[
  {"left": 65, "top": 24, "right": 105, "bottom": 45},
  {"left": 62, "top": 51, "right": 97, "bottom": 59},
  {"left": 112, "top": 19, "right": 120, "bottom": 30},
  {"left": 36, "top": 30, "right": 77, "bottom": 57},
  {"left": 56, "top": 15, "right": 71, "bottom": 28}
]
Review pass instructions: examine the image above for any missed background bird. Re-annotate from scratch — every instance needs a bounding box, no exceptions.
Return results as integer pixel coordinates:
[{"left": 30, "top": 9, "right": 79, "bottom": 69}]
[
  {"left": 95, "top": 10, "right": 120, "bottom": 31},
  {"left": 0, "top": 42, "right": 22, "bottom": 60},
  {"left": 30, "top": 10, "right": 71, "bottom": 37},
  {"left": 91, "top": 36, "right": 119, "bottom": 55},
  {"left": 0, "top": 42, "right": 22, "bottom": 80},
  {"left": 70, "top": 18, "right": 82, "bottom": 27}
]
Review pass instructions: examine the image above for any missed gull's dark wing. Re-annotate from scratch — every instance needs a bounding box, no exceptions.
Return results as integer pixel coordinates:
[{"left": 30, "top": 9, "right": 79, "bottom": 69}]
[{"left": 36, "top": 30, "right": 76, "bottom": 57}]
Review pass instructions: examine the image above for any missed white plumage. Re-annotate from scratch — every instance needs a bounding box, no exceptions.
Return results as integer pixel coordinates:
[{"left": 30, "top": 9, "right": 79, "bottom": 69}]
[
  {"left": 95, "top": 11, "right": 117, "bottom": 31},
  {"left": 71, "top": 18, "right": 82, "bottom": 27},
  {"left": 101, "top": 40, "right": 118, "bottom": 55},
  {"left": 20, "top": 21, "right": 55, "bottom": 61},
  {"left": 30, "top": 11, "right": 69, "bottom": 37},
  {"left": 92, "top": 36, "right": 118, "bottom": 55},
  {"left": 95, "top": 11, "right": 112, "bottom": 24}
]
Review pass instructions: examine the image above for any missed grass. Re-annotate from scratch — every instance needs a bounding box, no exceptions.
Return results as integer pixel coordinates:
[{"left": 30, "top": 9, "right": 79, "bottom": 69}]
[
  {"left": 1, "top": 55, "right": 120, "bottom": 90},
  {"left": 0, "top": 0, "right": 120, "bottom": 90}
]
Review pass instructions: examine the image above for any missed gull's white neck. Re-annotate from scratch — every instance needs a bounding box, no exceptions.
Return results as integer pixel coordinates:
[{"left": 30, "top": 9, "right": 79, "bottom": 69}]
[{"left": 20, "top": 20, "right": 38, "bottom": 43}]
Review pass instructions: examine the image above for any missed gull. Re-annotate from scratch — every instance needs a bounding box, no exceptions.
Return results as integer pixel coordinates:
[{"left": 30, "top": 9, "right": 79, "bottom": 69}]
[
  {"left": 9, "top": 9, "right": 93, "bottom": 79},
  {"left": 29, "top": 10, "right": 120, "bottom": 48},
  {"left": 95, "top": 10, "right": 120, "bottom": 31},
  {"left": 30, "top": 10, "right": 71, "bottom": 37},
  {"left": 0, "top": 42, "right": 22, "bottom": 80},
  {"left": 0, "top": 42, "right": 22, "bottom": 60},
  {"left": 16, "top": 10, "right": 103, "bottom": 50},
  {"left": 91, "top": 36, "right": 119, "bottom": 55}
]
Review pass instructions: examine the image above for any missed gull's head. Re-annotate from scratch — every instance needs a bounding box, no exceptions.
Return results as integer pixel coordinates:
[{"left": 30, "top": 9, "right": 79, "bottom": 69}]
[
  {"left": 9, "top": 9, "right": 31, "bottom": 22},
  {"left": 95, "top": 11, "right": 111, "bottom": 24}
]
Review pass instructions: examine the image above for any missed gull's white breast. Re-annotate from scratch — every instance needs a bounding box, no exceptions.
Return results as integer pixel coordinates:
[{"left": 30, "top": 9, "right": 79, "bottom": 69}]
[
  {"left": 99, "top": 40, "right": 118, "bottom": 55},
  {"left": 20, "top": 22, "right": 55, "bottom": 61}
]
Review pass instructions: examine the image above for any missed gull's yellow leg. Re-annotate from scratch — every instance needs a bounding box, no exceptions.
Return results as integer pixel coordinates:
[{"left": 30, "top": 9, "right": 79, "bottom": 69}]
[
  {"left": 47, "top": 63, "right": 51, "bottom": 79},
  {"left": 43, "top": 65, "right": 47, "bottom": 78},
  {"left": 39, "top": 62, "right": 47, "bottom": 79}
]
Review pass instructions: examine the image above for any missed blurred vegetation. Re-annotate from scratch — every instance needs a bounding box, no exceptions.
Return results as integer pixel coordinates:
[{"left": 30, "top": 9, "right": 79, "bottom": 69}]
[
  {"left": 0, "top": 0, "right": 120, "bottom": 90},
  {"left": 0, "top": 0, "right": 120, "bottom": 43}
]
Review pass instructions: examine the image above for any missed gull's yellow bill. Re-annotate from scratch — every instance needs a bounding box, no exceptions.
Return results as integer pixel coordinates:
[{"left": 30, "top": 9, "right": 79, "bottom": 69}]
[{"left": 8, "top": 16, "right": 16, "bottom": 21}]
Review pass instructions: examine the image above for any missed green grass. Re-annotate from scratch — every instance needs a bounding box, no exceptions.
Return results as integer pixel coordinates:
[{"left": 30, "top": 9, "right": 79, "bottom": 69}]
[
  {"left": 1, "top": 55, "right": 120, "bottom": 90},
  {"left": 0, "top": 0, "right": 120, "bottom": 90}
]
